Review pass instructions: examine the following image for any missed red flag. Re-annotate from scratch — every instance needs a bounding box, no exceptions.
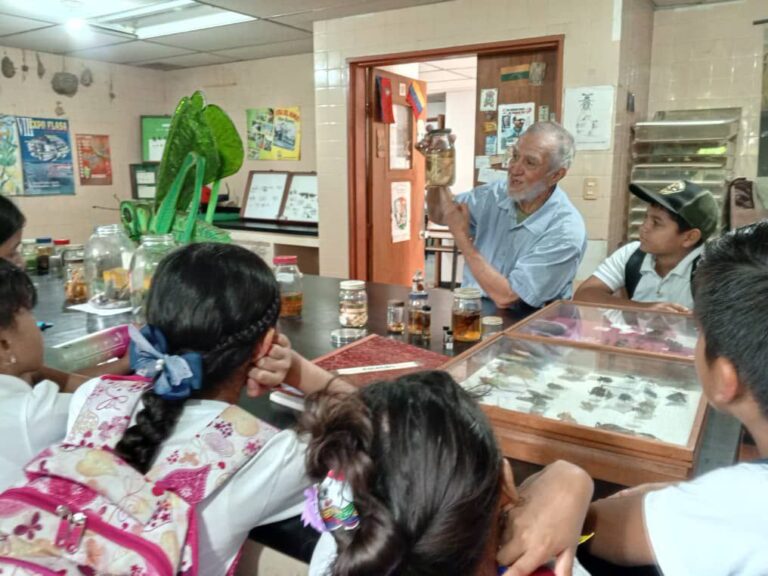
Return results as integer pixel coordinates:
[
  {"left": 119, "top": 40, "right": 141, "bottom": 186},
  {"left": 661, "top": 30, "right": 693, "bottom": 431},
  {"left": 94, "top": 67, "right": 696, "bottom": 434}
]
[{"left": 376, "top": 76, "right": 394, "bottom": 124}]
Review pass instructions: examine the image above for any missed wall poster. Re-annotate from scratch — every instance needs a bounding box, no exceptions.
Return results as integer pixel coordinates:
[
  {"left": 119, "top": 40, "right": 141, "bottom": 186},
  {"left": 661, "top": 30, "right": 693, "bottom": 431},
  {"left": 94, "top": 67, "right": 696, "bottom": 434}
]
[
  {"left": 0, "top": 114, "right": 23, "bottom": 196},
  {"left": 390, "top": 181, "right": 411, "bottom": 243},
  {"left": 76, "top": 134, "right": 112, "bottom": 186},
  {"left": 16, "top": 116, "right": 74, "bottom": 196},
  {"left": 564, "top": 85, "right": 615, "bottom": 150},
  {"left": 141, "top": 116, "right": 171, "bottom": 162},
  {"left": 479, "top": 88, "right": 498, "bottom": 112},
  {"left": 497, "top": 103, "right": 535, "bottom": 154},
  {"left": 247, "top": 107, "right": 301, "bottom": 161}
]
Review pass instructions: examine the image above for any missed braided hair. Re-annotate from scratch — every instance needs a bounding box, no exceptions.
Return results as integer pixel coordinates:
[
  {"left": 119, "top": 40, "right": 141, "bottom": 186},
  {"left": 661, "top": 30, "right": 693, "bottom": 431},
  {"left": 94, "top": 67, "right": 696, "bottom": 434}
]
[
  {"left": 115, "top": 243, "right": 281, "bottom": 474},
  {"left": 301, "top": 371, "right": 502, "bottom": 576}
]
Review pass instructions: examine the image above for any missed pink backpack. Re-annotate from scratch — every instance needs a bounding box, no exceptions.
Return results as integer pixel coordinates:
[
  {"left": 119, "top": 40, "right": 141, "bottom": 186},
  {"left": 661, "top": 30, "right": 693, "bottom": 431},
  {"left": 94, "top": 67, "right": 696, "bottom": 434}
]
[{"left": 0, "top": 375, "right": 278, "bottom": 575}]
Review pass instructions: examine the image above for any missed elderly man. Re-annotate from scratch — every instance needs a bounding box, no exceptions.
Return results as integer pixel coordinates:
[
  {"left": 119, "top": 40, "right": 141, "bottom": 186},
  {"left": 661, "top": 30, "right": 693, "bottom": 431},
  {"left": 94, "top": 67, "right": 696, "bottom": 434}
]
[{"left": 425, "top": 121, "right": 586, "bottom": 310}]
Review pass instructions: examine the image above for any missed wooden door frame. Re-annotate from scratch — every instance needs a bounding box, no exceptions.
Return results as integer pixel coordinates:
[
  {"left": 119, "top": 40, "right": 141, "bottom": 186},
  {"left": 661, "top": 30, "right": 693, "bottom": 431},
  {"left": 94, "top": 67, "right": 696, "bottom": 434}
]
[{"left": 347, "top": 35, "right": 565, "bottom": 280}]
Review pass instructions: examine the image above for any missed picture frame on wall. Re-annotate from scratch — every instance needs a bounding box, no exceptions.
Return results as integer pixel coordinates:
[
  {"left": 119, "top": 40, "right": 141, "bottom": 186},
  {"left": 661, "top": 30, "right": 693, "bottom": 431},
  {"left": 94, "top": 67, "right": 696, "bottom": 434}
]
[
  {"left": 240, "top": 170, "right": 319, "bottom": 226},
  {"left": 140, "top": 116, "right": 172, "bottom": 162},
  {"left": 130, "top": 163, "right": 159, "bottom": 199},
  {"left": 425, "top": 115, "right": 445, "bottom": 133}
]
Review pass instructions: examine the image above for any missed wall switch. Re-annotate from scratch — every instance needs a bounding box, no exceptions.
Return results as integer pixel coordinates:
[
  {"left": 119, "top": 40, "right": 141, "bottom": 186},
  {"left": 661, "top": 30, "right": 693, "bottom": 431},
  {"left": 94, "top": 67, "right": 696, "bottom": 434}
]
[{"left": 583, "top": 177, "right": 598, "bottom": 200}]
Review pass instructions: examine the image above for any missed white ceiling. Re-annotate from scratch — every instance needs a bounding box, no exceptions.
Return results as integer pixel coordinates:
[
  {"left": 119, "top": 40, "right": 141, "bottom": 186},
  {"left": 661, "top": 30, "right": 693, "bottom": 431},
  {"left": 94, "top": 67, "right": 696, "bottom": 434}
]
[
  {"left": 0, "top": 0, "right": 449, "bottom": 69},
  {"left": 420, "top": 56, "right": 476, "bottom": 95}
]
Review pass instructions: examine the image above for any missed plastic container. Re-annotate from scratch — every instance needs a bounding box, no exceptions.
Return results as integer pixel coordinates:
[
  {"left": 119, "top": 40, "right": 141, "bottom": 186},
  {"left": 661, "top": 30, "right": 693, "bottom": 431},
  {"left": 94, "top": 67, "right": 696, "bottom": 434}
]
[
  {"left": 481, "top": 316, "right": 503, "bottom": 340},
  {"left": 452, "top": 287, "right": 482, "bottom": 342},
  {"left": 21, "top": 239, "right": 37, "bottom": 273},
  {"left": 35, "top": 237, "right": 53, "bottom": 275},
  {"left": 85, "top": 224, "right": 135, "bottom": 309},
  {"left": 129, "top": 234, "right": 176, "bottom": 324},
  {"left": 44, "top": 324, "right": 131, "bottom": 373},
  {"left": 387, "top": 299, "right": 405, "bottom": 334},
  {"left": 421, "top": 129, "right": 455, "bottom": 187},
  {"left": 339, "top": 280, "right": 368, "bottom": 327},
  {"left": 274, "top": 255, "right": 304, "bottom": 318}
]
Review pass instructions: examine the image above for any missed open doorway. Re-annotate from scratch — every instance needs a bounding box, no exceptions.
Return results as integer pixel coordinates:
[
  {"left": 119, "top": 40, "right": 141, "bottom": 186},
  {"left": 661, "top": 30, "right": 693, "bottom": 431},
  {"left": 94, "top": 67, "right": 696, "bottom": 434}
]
[{"left": 347, "top": 36, "right": 564, "bottom": 287}]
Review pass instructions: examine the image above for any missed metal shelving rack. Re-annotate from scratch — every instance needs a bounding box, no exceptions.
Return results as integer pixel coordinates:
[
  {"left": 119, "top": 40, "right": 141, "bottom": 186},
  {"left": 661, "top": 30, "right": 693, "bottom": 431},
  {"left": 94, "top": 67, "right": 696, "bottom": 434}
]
[{"left": 627, "top": 108, "right": 740, "bottom": 240}]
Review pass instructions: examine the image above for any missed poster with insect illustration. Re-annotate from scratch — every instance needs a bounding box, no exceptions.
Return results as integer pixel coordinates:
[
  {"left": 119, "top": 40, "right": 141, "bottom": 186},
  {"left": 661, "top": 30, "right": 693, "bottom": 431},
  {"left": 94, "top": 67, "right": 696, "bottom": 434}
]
[
  {"left": 455, "top": 338, "right": 702, "bottom": 447},
  {"left": 563, "top": 86, "right": 614, "bottom": 150},
  {"left": 0, "top": 114, "right": 23, "bottom": 196}
]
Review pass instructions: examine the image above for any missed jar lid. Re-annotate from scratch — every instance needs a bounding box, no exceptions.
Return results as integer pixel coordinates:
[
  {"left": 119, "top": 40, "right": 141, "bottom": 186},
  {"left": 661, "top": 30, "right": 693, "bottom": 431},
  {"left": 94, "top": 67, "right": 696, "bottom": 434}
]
[
  {"left": 453, "top": 287, "right": 482, "bottom": 299},
  {"left": 387, "top": 299, "right": 405, "bottom": 306},
  {"left": 429, "top": 128, "right": 452, "bottom": 134},
  {"left": 53, "top": 239, "right": 70, "bottom": 245},
  {"left": 340, "top": 280, "right": 365, "bottom": 290},
  {"left": 409, "top": 291, "right": 428, "bottom": 299},
  {"left": 482, "top": 316, "right": 503, "bottom": 326},
  {"left": 274, "top": 255, "right": 298, "bottom": 265},
  {"left": 36, "top": 237, "right": 52, "bottom": 244},
  {"left": 330, "top": 328, "right": 367, "bottom": 346},
  {"left": 22, "top": 239, "right": 36, "bottom": 245},
  {"left": 422, "top": 305, "right": 432, "bottom": 312}
]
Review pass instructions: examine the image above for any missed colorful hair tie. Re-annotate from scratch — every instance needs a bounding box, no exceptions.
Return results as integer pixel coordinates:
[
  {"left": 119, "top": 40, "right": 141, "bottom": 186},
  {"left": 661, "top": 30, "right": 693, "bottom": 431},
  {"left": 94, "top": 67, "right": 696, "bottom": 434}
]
[{"left": 302, "top": 470, "right": 360, "bottom": 533}]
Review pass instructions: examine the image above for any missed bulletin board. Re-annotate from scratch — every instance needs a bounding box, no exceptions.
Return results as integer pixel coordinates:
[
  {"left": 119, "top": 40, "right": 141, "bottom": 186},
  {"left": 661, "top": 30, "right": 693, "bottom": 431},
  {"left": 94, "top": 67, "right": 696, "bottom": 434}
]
[
  {"left": 240, "top": 170, "right": 318, "bottom": 226},
  {"left": 141, "top": 116, "right": 172, "bottom": 162}
]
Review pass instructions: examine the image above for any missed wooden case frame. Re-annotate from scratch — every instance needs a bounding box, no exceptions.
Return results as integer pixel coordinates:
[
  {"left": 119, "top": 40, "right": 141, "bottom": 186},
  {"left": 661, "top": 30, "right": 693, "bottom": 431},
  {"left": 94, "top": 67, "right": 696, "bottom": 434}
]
[
  {"left": 240, "top": 170, "right": 318, "bottom": 226},
  {"left": 440, "top": 332, "right": 708, "bottom": 486}
]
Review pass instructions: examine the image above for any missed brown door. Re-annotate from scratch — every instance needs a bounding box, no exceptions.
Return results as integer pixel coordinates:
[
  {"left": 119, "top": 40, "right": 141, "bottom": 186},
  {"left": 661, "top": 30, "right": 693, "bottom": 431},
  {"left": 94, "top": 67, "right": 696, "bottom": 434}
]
[{"left": 366, "top": 68, "right": 427, "bottom": 286}]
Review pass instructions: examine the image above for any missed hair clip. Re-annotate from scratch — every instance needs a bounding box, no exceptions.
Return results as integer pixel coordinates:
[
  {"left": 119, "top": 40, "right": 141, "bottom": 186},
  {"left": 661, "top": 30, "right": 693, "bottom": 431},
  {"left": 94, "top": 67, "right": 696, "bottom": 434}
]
[{"left": 302, "top": 470, "right": 360, "bottom": 533}]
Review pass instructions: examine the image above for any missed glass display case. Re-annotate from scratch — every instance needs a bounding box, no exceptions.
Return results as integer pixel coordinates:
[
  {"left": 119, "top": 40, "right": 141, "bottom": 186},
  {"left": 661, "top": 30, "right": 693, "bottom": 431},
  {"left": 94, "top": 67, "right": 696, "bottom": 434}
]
[
  {"left": 442, "top": 334, "right": 707, "bottom": 485},
  {"left": 508, "top": 301, "right": 698, "bottom": 360}
]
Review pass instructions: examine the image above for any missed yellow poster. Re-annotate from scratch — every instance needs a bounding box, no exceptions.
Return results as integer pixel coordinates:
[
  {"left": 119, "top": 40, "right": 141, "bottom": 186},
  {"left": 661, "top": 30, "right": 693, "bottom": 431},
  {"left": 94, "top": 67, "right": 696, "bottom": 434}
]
[{"left": 246, "top": 107, "right": 301, "bottom": 161}]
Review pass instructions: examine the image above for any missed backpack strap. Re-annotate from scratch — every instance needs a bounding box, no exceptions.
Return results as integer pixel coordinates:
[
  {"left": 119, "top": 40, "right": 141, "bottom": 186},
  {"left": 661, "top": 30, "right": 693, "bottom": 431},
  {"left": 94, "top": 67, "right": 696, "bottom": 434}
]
[
  {"left": 65, "top": 375, "right": 154, "bottom": 449},
  {"left": 624, "top": 247, "right": 646, "bottom": 299},
  {"left": 146, "top": 404, "right": 279, "bottom": 505}
]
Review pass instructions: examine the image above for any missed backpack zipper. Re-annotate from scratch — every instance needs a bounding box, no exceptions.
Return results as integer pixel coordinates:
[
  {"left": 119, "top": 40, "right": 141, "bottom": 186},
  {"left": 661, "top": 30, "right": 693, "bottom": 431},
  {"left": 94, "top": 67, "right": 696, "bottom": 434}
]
[{"left": 1, "top": 487, "right": 176, "bottom": 576}]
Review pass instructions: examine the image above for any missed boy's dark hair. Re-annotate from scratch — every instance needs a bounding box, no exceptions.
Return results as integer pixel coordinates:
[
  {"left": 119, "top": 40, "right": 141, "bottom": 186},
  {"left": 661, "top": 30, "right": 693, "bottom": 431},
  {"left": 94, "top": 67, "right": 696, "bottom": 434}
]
[
  {"left": 115, "top": 243, "right": 281, "bottom": 473},
  {"left": 0, "top": 195, "right": 25, "bottom": 245},
  {"left": 301, "top": 371, "right": 501, "bottom": 576},
  {"left": 0, "top": 259, "right": 37, "bottom": 329},
  {"left": 693, "top": 221, "right": 768, "bottom": 415}
]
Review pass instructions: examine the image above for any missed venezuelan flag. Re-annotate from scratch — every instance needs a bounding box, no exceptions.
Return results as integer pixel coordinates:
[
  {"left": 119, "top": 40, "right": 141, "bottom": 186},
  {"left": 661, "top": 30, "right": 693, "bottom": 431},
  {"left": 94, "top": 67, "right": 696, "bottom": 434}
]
[{"left": 406, "top": 82, "right": 425, "bottom": 117}]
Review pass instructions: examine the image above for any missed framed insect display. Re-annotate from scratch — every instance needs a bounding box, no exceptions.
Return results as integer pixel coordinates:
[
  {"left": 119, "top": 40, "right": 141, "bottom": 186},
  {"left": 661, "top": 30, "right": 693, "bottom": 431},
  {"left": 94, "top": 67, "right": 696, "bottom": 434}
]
[{"left": 442, "top": 334, "right": 707, "bottom": 485}]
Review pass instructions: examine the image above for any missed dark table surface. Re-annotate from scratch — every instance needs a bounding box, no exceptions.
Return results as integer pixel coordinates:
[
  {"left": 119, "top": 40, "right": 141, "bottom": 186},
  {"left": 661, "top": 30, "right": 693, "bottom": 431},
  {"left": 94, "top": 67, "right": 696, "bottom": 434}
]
[{"left": 34, "top": 273, "right": 741, "bottom": 571}]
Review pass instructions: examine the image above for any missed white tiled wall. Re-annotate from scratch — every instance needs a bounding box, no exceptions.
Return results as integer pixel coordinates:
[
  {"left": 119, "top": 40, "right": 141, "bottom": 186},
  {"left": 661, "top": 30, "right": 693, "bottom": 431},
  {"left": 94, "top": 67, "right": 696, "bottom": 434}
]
[{"left": 314, "top": 0, "right": 625, "bottom": 278}]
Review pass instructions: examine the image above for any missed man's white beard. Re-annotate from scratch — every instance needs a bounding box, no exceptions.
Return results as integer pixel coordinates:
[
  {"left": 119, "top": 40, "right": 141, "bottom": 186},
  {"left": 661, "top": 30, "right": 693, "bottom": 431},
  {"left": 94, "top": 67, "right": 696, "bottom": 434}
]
[{"left": 508, "top": 178, "right": 550, "bottom": 203}]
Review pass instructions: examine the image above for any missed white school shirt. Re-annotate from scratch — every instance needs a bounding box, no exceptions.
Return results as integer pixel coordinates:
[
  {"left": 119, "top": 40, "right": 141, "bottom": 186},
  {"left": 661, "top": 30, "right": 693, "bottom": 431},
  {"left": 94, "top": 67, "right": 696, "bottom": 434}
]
[
  {"left": 0, "top": 375, "right": 71, "bottom": 491},
  {"left": 67, "top": 378, "right": 308, "bottom": 576},
  {"left": 592, "top": 241, "right": 703, "bottom": 309},
  {"left": 644, "top": 461, "right": 768, "bottom": 575}
]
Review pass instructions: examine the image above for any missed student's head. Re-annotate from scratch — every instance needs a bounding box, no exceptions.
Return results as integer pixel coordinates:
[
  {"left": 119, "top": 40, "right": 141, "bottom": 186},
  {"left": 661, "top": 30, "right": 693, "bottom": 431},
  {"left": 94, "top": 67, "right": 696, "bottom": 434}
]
[
  {"left": 0, "top": 260, "right": 42, "bottom": 377},
  {"left": 115, "top": 243, "right": 281, "bottom": 473},
  {"left": 302, "top": 371, "right": 506, "bottom": 576},
  {"left": 0, "top": 196, "right": 25, "bottom": 267},
  {"left": 632, "top": 180, "right": 719, "bottom": 256},
  {"left": 692, "top": 221, "right": 768, "bottom": 418},
  {"left": 508, "top": 122, "right": 574, "bottom": 202}
]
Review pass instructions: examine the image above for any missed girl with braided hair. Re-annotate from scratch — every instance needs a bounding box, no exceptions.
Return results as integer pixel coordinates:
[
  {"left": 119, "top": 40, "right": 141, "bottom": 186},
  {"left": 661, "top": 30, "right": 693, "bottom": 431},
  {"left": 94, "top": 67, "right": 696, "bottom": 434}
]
[
  {"left": 301, "top": 371, "right": 595, "bottom": 576},
  {"left": 64, "top": 243, "right": 347, "bottom": 576}
]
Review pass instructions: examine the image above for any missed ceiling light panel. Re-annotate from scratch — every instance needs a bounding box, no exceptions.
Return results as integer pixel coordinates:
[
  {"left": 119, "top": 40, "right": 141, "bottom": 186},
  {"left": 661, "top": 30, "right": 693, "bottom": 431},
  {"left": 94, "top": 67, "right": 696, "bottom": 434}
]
[{"left": 0, "top": 0, "right": 159, "bottom": 21}]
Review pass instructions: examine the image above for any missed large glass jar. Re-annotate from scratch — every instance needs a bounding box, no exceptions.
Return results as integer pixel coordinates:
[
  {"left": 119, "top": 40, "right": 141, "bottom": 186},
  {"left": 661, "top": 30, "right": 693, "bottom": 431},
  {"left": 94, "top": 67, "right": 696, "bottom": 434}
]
[
  {"left": 407, "top": 291, "right": 429, "bottom": 334},
  {"left": 339, "top": 280, "right": 368, "bottom": 327},
  {"left": 274, "top": 255, "right": 303, "bottom": 318},
  {"left": 63, "top": 244, "right": 87, "bottom": 305},
  {"left": 129, "top": 234, "right": 176, "bottom": 323},
  {"left": 84, "top": 224, "right": 135, "bottom": 309},
  {"left": 452, "top": 287, "right": 482, "bottom": 342},
  {"left": 423, "top": 129, "right": 455, "bottom": 187}
]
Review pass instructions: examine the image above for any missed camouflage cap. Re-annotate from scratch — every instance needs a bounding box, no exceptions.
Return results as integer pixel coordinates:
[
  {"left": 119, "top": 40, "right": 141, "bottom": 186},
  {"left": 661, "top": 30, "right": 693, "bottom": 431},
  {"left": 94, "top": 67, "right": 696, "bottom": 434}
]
[{"left": 629, "top": 180, "right": 719, "bottom": 240}]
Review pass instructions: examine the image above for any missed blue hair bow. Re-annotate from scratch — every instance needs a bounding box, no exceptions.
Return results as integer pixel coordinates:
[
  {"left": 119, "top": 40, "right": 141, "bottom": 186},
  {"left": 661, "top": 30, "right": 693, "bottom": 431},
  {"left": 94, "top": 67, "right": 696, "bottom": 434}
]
[{"left": 129, "top": 324, "right": 203, "bottom": 401}]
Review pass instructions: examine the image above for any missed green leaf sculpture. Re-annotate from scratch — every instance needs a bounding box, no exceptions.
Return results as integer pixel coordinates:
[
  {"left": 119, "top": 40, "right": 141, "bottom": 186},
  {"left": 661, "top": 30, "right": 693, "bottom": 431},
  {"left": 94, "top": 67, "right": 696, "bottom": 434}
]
[{"left": 154, "top": 90, "right": 244, "bottom": 209}]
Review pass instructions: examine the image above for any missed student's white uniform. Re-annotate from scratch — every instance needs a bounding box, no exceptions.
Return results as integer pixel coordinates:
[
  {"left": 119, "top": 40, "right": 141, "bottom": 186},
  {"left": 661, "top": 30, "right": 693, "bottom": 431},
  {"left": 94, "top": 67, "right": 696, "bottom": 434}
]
[
  {"left": 67, "top": 378, "right": 308, "bottom": 576},
  {"left": 0, "top": 375, "right": 70, "bottom": 491}
]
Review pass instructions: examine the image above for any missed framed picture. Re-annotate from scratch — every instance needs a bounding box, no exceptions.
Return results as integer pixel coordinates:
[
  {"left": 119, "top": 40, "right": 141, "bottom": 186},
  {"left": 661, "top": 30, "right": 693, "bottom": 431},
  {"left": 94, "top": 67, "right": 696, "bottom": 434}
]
[
  {"left": 129, "top": 163, "right": 159, "bottom": 199},
  {"left": 281, "top": 172, "right": 318, "bottom": 225},
  {"left": 241, "top": 171, "right": 289, "bottom": 222},
  {"left": 442, "top": 334, "right": 707, "bottom": 485},
  {"left": 140, "top": 116, "right": 172, "bottom": 162},
  {"left": 425, "top": 114, "right": 445, "bottom": 133},
  {"left": 508, "top": 300, "right": 698, "bottom": 361}
]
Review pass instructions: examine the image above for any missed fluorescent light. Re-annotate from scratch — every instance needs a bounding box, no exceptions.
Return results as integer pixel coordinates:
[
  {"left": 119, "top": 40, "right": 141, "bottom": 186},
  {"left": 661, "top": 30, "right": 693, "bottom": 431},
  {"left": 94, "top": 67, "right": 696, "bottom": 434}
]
[
  {"left": 100, "top": 0, "right": 194, "bottom": 22},
  {"left": 64, "top": 18, "right": 87, "bottom": 34},
  {"left": 136, "top": 11, "right": 255, "bottom": 39}
]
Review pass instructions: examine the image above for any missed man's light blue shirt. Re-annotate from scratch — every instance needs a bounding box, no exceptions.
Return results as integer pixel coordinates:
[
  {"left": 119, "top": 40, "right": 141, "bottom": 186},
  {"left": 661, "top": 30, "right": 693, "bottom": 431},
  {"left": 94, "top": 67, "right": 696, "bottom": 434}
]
[{"left": 454, "top": 180, "right": 587, "bottom": 308}]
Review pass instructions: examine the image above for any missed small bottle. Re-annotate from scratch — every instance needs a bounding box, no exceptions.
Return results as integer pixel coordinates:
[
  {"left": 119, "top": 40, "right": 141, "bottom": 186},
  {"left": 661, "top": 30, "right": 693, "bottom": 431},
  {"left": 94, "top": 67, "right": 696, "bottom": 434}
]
[
  {"left": 273, "top": 256, "right": 304, "bottom": 318},
  {"left": 339, "top": 280, "right": 368, "bottom": 327},
  {"left": 419, "top": 305, "right": 432, "bottom": 340},
  {"left": 387, "top": 299, "right": 405, "bottom": 333},
  {"left": 452, "top": 287, "right": 482, "bottom": 342},
  {"left": 35, "top": 237, "right": 53, "bottom": 275},
  {"left": 444, "top": 329, "right": 454, "bottom": 351},
  {"left": 50, "top": 239, "right": 70, "bottom": 278},
  {"left": 44, "top": 324, "right": 131, "bottom": 373},
  {"left": 21, "top": 239, "right": 37, "bottom": 273},
  {"left": 407, "top": 292, "right": 428, "bottom": 333},
  {"left": 481, "top": 316, "right": 503, "bottom": 340}
]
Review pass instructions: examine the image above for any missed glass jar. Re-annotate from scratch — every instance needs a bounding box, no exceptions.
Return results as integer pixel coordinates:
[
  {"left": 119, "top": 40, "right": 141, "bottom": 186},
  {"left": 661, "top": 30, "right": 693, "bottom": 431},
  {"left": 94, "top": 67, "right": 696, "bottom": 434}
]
[
  {"left": 339, "top": 280, "right": 368, "bottom": 327},
  {"left": 274, "top": 255, "right": 304, "bottom": 318},
  {"left": 481, "top": 316, "right": 503, "bottom": 340},
  {"left": 21, "top": 239, "right": 37, "bottom": 273},
  {"left": 63, "top": 244, "right": 87, "bottom": 305},
  {"left": 418, "top": 305, "right": 432, "bottom": 339},
  {"left": 423, "top": 129, "right": 455, "bottom": 187},
  {"left": 452, "top": 287, "right": 482, "bottom": 342},
  {"left": 129, "top": 234, "right": 176, "bottom": 323},
  {"left": 35, "top": 237, "right": 53, "bottom": 275},
  {"left": 84, "top": 224, "right": 135, "bottom": 309},
  {"left": 407, "top": 292, "right": 428, "bottom": 334},
  {"left": 387, "top": 299, "right": 405, "bottom": 334},
  {"left": 50, "top": 239, "right": 70, "bottom": 278}
]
